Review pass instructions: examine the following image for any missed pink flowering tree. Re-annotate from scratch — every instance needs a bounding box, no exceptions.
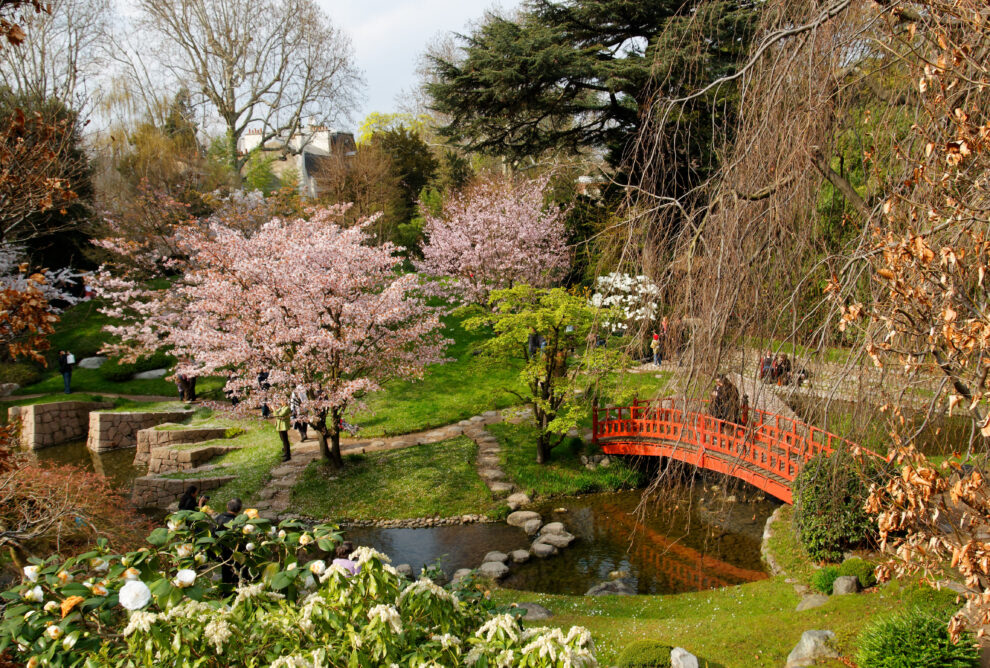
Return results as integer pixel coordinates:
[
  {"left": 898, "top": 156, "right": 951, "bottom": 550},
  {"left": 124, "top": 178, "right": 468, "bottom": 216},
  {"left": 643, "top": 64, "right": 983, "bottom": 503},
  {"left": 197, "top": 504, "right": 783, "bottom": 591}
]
[
  {"left": 417, "top": 175, "right": 570, "bottom": 305},
  {"left": 97, "top": 205, "right": 450, "bottom": 468}
]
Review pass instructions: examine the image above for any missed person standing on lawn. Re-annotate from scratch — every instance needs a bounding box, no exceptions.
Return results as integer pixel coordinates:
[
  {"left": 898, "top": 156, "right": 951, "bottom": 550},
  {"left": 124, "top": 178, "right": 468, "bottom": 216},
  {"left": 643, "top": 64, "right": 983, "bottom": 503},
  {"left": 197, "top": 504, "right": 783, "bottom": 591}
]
[
  {"left": 273, "top": 401, "right": 292, "bottom": 462},
  {"left": 58, "top": 350, "right": 73, "bottom": 394}
]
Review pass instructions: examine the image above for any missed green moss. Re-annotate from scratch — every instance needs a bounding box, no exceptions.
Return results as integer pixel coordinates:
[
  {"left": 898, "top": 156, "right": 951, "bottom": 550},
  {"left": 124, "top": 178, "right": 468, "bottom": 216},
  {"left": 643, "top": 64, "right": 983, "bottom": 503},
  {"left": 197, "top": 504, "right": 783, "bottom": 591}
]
[
  {"left": 838, "top": 558, "right": 878, "bottom": 588},
  {"left": 616, "top": 640, "right": 672, "bottom": 667},
  {"left": 291, "top": 437, "right": 500, "bottom": 520},
  {"left": 762, "top": 506, "right": 816, "bottom": 582}
]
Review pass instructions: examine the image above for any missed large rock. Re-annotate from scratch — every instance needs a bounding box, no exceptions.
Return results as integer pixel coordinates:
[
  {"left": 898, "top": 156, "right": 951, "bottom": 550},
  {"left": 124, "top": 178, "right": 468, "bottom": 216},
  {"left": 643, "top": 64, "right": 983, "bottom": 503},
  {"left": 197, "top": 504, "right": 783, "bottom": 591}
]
[
  {"left": 670, "top": 647, "right": 699, "bottom": 668},
  {"left": 451, "top": 568, "right": 473, "bottom": 584},
  {"left": 477, "top": 561, "right": 510, "bottom": 580},
  {"left": 505, "top": 492, "right": 531, "bottom": 510},
  {"left": 515, "top": 602, "right": 553, "bottom": 620},
  {"left": 539, "top": 531, "right": 575, "bottom": 549},
  {"left": 795, "top": 594, "right": 829, "bottom": 611},
  {"left": 395, "top": 564, "right": 413, "bottom": 577},
  {"left": 483, "top": 551, "right": 509, "bottom": 564},
  {"left": 77, "top": 356, "right": 107, "bottom": 369},
  {"left": 531, "top": 541, "right": 558, "bottom": 558},
  {"left": 523, "top": 519, "right": 543, "bottom": 536},
  {"left": 539, "top": 521, "right": 567, "bottom": 536},
  {"left": 507, "top": 510, "right": 541, "bottom": 528},
  {"left": 585, "top": 580, "right": 635, "bottom": 596},
  {"left": 510, "top": 549, "right": 530, "bottom": 563},
  {"left": 832, "top": 575, "right": 860, "bottom": 595},
  {"left": 785, "top": 630, "right": 839, "bottom": 668},
  {"left": 133, "top": 368, "right": 169, "bottom": 380}
]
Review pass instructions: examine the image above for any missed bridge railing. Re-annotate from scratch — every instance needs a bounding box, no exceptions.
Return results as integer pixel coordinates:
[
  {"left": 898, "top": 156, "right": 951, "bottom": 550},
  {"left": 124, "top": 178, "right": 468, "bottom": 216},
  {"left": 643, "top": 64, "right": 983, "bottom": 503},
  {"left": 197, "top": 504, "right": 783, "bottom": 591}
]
[{"left": 591, "top": 397, "right": 883, "bottom": 490}]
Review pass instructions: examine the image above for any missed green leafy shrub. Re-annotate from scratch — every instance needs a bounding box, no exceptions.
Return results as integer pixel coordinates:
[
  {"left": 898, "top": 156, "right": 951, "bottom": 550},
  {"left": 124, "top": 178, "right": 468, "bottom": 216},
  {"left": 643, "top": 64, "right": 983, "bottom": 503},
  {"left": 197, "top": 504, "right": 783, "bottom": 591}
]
[
  {"left": 838, "top": 557, "right": 877, "bottom": 588},
  {"left": 99, "top": 351, "right": 175, "bottom": 383},
  {"left": 794, "top": 451, "right": 886, "bottom": 561},
  {"left": 617, "top": 639, "right": 672, "bottom": 667},
  {"left": 811, "top": 565, "right": 841, "bottom": 594},
  {"left": 0, "top": 511, "right": 598, "bottom": 667},
  {"left": 0, "top": 361, "right": 42, "bottom": 386},
  {"left": 856, "top": 607, "right": 980, "bottom": 668}
]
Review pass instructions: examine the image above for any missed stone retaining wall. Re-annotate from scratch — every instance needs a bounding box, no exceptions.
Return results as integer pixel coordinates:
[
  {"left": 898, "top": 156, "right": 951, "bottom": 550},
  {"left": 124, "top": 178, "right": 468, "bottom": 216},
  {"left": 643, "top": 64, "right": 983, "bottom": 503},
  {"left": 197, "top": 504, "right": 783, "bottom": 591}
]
[
  {"left": 148, "top": 445, "right": 241, "bottom": 474},
  {"left": 131, "top": 474, "right": 233, "bottom": 508},
  {"left": 135, "top": 425, "right": 231, "bottom": 466},
  {"left": 86, "top": 410, "right": 193, "bottom": 453},
  {"left": 8, "top": 401, "right": 114, "bottom": 450}
]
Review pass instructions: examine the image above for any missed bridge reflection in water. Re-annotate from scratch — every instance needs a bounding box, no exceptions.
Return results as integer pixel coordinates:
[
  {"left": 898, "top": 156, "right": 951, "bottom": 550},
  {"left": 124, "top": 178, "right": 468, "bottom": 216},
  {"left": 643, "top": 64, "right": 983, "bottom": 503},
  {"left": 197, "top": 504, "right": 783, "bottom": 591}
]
[{"left": 594, "top": 398, "right": 884, "bottom": 504}]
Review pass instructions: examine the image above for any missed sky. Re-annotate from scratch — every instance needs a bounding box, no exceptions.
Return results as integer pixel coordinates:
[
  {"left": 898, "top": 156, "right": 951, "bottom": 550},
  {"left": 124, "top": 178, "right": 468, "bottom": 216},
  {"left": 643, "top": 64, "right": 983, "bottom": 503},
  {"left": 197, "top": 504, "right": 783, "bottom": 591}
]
[{"left": 322, "top": 0, "right": 519, "bottom": 130}]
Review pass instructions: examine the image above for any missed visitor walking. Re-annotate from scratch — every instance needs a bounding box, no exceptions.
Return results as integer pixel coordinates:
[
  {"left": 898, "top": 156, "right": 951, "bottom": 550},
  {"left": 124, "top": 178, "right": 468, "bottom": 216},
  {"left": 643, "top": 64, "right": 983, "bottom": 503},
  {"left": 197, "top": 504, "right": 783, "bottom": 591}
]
[
  {"left": 58, "top": 350, "right": 74, "bottom": 394},
  {"left": 740, "top": 394, "right": 750, "bottom": 426},
  {"left": 650, "top": 333, "right": 662, "bottom": 366},
  {"left": 273, "top": 401, "right": 292, "bottom": 462},
  {"left": 291, "top": 385, "right": 308, "bottom": 441},
  {"left": 178, "top": 485, "right": 198, "bottom": 511}
]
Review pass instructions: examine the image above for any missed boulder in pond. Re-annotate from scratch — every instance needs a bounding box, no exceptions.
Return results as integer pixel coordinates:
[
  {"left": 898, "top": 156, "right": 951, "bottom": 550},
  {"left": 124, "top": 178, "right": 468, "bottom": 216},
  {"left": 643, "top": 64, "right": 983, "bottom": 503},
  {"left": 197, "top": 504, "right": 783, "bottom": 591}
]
[
  {"left": 531, "top": 541, "right": 558, "bottom": 558},
  {"left": 785, "top": 630, "right": 839, "bottom": 667},
  {"left": 832, "top": 575, "right": 860, "bottom": 595},
  {"left": 539, "top": 521, "right": 567, "bottom": 536},
  {"left": 395, "top": 564, "right": 413, "bottom": 577},
  {"left": 477, "top": 561, "right": 509, "bottom": 580},
  {"left": 515, "top": 602, "right": 553, "bottom": 620},
  {"left": 506, "top": 492, "right": 531, "bottom": 510},
  {"left": 523, "top": 518, "right": 543, "bottom": 536},
  {"left": 507, "top": 510, "right": 541, "bottom": 528},
  {"left": 539, "top": 531, "right": 575, "bottom": 549},
  {"left": 510, "top": 549, "right": 530, "bottom": 563},
  {"left": 451, "top": 568, "right": 473, "bottom": 584},
  {"left": 483, "top": 551, "right": 509, "bottom": 564},
  {"left": 585, "top": 580, "right": 635, "bottom": 596}
]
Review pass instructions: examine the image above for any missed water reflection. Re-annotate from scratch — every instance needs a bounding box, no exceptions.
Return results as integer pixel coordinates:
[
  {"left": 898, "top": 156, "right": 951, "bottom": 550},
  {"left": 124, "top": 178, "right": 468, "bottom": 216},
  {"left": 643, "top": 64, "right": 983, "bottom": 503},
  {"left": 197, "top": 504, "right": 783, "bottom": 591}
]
[{"left": 31, "top": 440, "right": 144, "bottom": 490}]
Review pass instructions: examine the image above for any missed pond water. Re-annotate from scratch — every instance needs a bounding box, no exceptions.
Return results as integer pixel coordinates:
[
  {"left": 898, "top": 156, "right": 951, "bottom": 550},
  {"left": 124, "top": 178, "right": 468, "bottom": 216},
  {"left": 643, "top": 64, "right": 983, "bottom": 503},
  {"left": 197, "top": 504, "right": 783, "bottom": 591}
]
[
  {"left": 348, "top": 487, "right": 775, "bottom": 596},
  {"left": 31, "top": 440, "right": 145, "bottom": 490}
]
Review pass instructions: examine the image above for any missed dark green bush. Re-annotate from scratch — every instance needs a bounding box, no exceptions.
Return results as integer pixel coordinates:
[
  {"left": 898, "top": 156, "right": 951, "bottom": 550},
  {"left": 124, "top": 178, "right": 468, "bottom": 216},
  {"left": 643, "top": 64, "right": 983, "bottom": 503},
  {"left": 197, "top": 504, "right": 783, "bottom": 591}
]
[
  {"left": 856, "top": 607, "right": 980, "bottom": 668},
  {"left": 811, "top": 565, "right": 841, "bottom": 594},
  {"left": 794, "top": 451, "right": 886, "bottom": 562},
  {"left": 838, "top": 557, "right": 877, "bottom": 588},
  {"left": 0, "top": 361, "right": 43, "bottom": 386},
  {"left": 98, "top": 351, "right": 175, "bottom": 382},
  {"left": 616, "top": 640, "right": 672, "bottom": 668}
]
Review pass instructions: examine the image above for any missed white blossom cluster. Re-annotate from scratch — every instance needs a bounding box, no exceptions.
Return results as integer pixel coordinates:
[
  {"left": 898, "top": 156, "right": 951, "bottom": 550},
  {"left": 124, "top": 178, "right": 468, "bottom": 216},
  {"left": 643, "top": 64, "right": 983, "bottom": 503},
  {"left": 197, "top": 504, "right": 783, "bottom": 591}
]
[
  {"left": 589, "top": 272, "right": 660, "bottom": 331},
  {"left": 0, "top": 243, "right": 79, "bottom": 310}
]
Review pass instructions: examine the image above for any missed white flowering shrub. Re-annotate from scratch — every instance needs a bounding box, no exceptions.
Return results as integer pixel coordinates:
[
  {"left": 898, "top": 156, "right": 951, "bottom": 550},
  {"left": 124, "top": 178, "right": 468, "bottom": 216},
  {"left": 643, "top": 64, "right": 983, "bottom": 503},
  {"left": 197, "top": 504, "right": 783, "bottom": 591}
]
[
  {"left": 0, "top": 511, "right": 598, "bottom": 667},
  {"left": 588, "top": 272, "right": 660, "bottom": 332}
]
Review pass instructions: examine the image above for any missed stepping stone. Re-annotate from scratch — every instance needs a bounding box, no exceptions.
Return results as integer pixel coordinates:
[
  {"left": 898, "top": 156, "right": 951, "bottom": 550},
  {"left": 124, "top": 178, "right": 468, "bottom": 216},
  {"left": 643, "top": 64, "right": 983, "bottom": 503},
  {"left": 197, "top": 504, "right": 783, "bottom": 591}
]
[
  {"left": 795, "top": 594, "right": 828, "bottom": 611},
  {"left": 530, "top": 541, "right": 558, "bottom": 558},
  {"left": 469, "top": 416, "right": 485, "bottom": 423},
  {"left": 539, "top": 522, "right": 567, "bottom": 536},
  {"left": 478, "top": 468, "right": 505, "bottom": 480},
  {"left": 369, "top": 440, "right": 386, "bottom": 448},
  {"left": 540, "top": 531, "right": 575, "bottom": 549},
  {"left": 273, "top": 477, "right": 296, "bottom": 489},
  {"left": 458, "top": 420, "right": 473, "bottom": 427},
  {"left": 489, "top": 482, "right": 515, "bottom": 497},
  {"left": 505, "top": 492, "right": 531, "bottom": 508},
  {"left": 585, "top": 580, "right": 635, "bottom": 596},
  {"left": 510, "top": 549, "right": 530, "bottom": 564},
  {"left": 483, "top": 551, "right": 509, "bottom": 564},
  {"left": 507, "top": 510, "right": 541, "bottom": 527},
  {"left": 477, "top": 561, "right": 509, "bottom": 579},
  {"left": 477, "top": 456, "right": 500, "bottom": 466},
  {"left": 515, "top": 602, "right": 552, "bottom": 620},
  {"left": 523, "top": 519, "right": 543, "bottom": 536},
  {"left": 482, "top": 410, "right": 499, "bottom": 419},
  {"left": 257, "top": 488, "right": 276, "bottom": 501},
  {"left": 271, "top": 466, "right": 296, "bottom": 477},
  {"left": 396, "top": 564, "right": 413, "bottom": 577},
  {"left": 389, "top": 440, "right": 410, "bottom": 448}
]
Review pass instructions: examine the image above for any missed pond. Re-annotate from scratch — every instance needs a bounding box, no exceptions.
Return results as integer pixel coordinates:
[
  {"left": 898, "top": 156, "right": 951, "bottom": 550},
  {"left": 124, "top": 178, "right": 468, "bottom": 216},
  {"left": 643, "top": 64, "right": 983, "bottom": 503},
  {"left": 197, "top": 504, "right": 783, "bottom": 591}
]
[
  {"left": 31, "top": 440, "right": 145, "bottom": 490},
  {"left": 347, "top": 487, "right": 776, "bottom": 596}
]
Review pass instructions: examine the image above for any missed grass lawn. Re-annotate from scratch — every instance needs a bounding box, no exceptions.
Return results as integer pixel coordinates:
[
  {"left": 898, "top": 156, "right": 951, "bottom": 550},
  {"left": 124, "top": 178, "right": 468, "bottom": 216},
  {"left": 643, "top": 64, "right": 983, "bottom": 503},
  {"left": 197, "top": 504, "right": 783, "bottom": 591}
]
[
  {"left": 13, "top": 368, "right": 227, "bottom": 399},
  {"left": 292, "top": 437, "right": 502, "bottom": 520},
  {"left": 488, "top": 421, "right": 644, "bottom": 498},
  {"left": 351, "top": 315, "right": 526, "bottom": 437}
]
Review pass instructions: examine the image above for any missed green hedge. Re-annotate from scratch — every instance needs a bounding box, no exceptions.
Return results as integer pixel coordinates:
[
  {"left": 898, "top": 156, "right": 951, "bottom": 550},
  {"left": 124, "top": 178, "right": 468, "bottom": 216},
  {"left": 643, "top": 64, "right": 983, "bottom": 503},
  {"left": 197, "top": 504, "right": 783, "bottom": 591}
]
[
  {"left": 98, "top": 351, "right": 175, "bottom": 383},
  {"left": 616, "top": 640, "right": 672, "bottom": 668},
  {"left": 857, "top": 607, "right": 979, "bottom": 667},
  {"left": 0, "top": 361, "right": 43, "bottom": 387},
  {"left": 838, "top": 557, "right": 877, "bottom": 588}
]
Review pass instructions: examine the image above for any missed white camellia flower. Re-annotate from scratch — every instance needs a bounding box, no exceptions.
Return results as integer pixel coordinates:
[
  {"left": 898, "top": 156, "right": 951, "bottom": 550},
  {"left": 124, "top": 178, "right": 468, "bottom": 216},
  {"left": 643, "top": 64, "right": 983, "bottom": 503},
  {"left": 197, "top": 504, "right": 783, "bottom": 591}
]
[
  {"left": 56, "top": 570, "right": 72, "bottom": 585},
  {"left": 268, "top": 526, "right": 277, "bottom": 536},
  {"left": 307, "top": 560, "right": 326, "bottom": 576},
  {"left": 119, "top": 580, "right": 152, "bottom": 611},
  {"left": 286, "top": 562, "right": 297, "bottom": 571},
  {"left": 23, "top": 585, "right": 43, "bottom": 602},
  {"left": 298, "top": 533, "right": 313, "bottom": 546},
  {"left": 62, "top": 634, "right": 78, "bottom": 650},
  {"left": 166, "top": 519, "right": 184, "bottom": 531},
  {"left": 90, "top": 582, "right": 108, "bottom": 596},
  {"left": 173, "top": 569, "right": 196, "bottom": 588},
  {"left": 278, "top": 530, "right": 286, "bottom": 540},
  {"left": 245, "top": 542, "right": 256, "bottom": 552},
  {"left": 122, "top": 567, "right": 141, "bottom": 581},
  {"left": 44, "top": 601, "right": 59, "bottom": 614},
  {"left": 90, "top": 558, "right": 109, "bottom": 573},
  {"left": 23, "top": 565, "right": 39, "bottom": 582},
  {"left": 26, "top": 657, "right": 40, "bottom": 668},
  {"left": 176, "top": 543, "right": 194, "bottom": 558},
  {"left": 243, "top": 524, "right": 256, "bottom": 535},
  {"left": 45, "top": 625, "right": 64, "bottom": 640}
]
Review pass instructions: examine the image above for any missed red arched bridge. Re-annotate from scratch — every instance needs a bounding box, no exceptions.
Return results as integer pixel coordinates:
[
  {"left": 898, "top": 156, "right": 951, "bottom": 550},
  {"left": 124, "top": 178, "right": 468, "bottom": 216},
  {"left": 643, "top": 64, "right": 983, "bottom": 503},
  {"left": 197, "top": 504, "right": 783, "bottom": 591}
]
[{"left": 592, "top": 398, "right": 885, "bottom": 504}]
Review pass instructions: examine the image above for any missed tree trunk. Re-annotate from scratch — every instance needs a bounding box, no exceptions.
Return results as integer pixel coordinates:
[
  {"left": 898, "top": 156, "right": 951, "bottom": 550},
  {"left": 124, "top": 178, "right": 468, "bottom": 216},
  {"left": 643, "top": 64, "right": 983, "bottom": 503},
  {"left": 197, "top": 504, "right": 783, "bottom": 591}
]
[
  {"left": 311, "top": 408, "right": 343, "bottom": 469},
  {"left": 536, "top": 432, "right": 551, "bottom": 464}
]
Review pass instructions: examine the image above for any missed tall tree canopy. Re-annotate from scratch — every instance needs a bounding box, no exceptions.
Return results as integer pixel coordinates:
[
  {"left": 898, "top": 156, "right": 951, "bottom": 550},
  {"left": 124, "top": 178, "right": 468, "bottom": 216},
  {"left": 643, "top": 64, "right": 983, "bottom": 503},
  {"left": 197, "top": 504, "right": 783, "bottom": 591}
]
[{"left": 427, "top": 0, "right": 759, "bottom": 170}]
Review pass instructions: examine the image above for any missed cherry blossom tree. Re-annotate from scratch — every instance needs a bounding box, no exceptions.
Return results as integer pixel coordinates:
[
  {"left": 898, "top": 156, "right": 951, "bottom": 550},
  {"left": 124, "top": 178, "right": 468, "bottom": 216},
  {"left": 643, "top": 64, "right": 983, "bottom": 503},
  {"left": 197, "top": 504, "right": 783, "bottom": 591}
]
[
  {"left": 98, "top": 205, "right": 449, "bottom": 468},
  {"left": 417, "top": 175, "right": 569, "bottom": 305}
]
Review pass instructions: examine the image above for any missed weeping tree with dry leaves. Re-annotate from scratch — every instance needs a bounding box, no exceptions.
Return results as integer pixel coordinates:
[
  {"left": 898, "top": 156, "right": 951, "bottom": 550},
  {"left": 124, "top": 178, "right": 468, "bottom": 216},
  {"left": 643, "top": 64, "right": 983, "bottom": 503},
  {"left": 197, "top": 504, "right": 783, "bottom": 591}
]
[{"left": 612, "top": 0, "right": 990, "bottom": 643}]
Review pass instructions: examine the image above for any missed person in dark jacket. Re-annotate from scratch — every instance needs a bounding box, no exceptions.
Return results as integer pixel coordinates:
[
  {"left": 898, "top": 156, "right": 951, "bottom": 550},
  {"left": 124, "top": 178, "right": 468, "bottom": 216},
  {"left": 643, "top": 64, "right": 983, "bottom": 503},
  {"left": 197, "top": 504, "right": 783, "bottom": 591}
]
[
  {"left": 213, "top": 498, "right": 243, "bottom": 586},
  {"left": 58, "top": 351, "right": 73, "bottom": 394},
  {"left": 178, "top": 485, "right": 198, "bottom": 511}
]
